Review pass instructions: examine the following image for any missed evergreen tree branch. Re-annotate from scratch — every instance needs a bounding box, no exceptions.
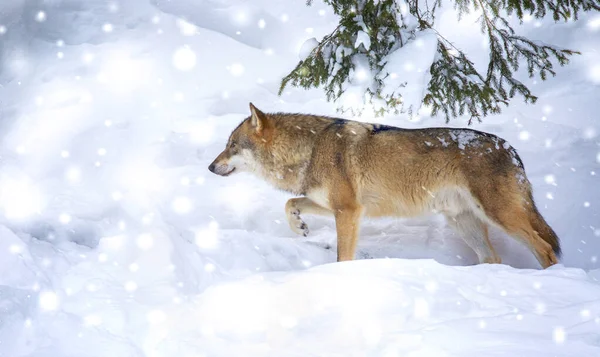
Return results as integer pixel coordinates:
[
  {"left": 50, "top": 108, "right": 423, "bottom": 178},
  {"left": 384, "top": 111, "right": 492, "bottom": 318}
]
[{"left": 281, "top": 0, "right": 595, "bottom": 122}]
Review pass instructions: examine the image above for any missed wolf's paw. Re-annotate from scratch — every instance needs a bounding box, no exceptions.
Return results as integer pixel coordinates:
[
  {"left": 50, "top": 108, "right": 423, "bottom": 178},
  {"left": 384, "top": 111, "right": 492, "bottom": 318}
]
[{"left": 288, "top": 209, "right": 310, "bottom": 237}]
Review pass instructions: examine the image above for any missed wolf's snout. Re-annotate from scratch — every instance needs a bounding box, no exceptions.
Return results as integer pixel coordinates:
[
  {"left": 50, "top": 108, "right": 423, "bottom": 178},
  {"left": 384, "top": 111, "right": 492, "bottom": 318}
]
[{"left": 208, "top": 160, "right": 235, "bottom": 176}]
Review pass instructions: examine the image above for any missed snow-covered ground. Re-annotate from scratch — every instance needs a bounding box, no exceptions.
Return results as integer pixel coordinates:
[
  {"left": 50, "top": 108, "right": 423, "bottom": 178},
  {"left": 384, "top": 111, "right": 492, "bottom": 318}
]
[{"left": 0, "top": 0, "right": 599, "bottom": 356}]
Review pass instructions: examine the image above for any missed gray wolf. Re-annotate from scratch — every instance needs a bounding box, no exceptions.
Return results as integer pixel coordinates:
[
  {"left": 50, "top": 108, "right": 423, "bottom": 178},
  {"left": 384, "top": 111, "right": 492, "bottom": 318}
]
[{"left": 208, "top": 103, "right": 561, "bottom": 268}]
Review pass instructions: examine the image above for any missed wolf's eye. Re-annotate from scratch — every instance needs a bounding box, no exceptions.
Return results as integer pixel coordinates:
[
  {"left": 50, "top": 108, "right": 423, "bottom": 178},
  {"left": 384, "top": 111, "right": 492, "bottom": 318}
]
[{"left": 230, "top": 141, "right": 237, "bottom": 149}]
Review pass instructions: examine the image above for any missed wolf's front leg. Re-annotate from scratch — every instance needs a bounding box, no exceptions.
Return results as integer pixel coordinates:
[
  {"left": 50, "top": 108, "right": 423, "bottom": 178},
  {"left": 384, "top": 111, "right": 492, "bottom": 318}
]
[
  {"left": 285, "top": 197, "right": 332, "bottom": 237},
  {"left": 333, "top": 205, "right": 363, "bottom": 262}
]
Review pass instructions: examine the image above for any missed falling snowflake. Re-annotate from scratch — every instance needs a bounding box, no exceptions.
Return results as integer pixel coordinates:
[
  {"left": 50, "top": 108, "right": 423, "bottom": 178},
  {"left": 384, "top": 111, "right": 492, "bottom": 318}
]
[
  {"left": 553, "top": 326, "right": 566, "bottom": 344},
  {"left": 59, "top": 213, "right": 71, "bottom": 224},
  {"left": 205, "top": 263, "right": 216, "bottom": 272},
  {"left": 65, "top": 167, "right": 82, "bottom": 183},
  {"left": 39, "top": 291, "right": 59, "bottom": 311},
  {"left": 172, "top": 196, "right": 193, "bottom": 214},
  {"left": 355, "top": 68, "right": 368, "bottom": 81},
  {"left": 129, "top": 263, "right": 140, "bottom": 272},
  {"left": 108, "top": 1, "right": 119, "bottom": 12},
  {"left": 229, "top": 63, "right": 245, "bottom": 76},
  {"left": 102, "top": 23, "right": 113, "bottom": 33},
  {"left": 146, "top": 310, "right": 167, "bottom": 324},
  {"left": 413, "top": 298, "right": 429, "bottom": 318},
  {"left": 588, "top": 16, "right": 600, "bottom": 30},
  {"left": 0, "top": 25, "right": 6, "bottom": 35},
  {"left": 544, "top": 175, "right": 556, "bottom": 185},
  {"left": 124, "top": 281, "right": 138, "bottom": 292},
  {"left": 36, "top": 11, "right": 47, "bottom": 22},
  {"left": 176, "top": 19, "right": 197, "bottom": 36},
  {"left": 195, "top": 221, "right": 220, "bottom": 249},
  {"left": 519, "top": 131, "right": 530, "bottom": 141},
  {"left": 84, "top": 314, "right": 103, "bottom": 326},
  {"left": 280, "top": 316, "right": 298, "bottom": 329},
  {"left": 136, "top": 234, "right": 154, "bottom": 250},
  {"left": 172, "top": 46, "right": 197, "bottom": 71},
  {"left": 583, "top": 127, "right": 596, "bottom": 139},
  {"left": 590, "top": 64, "right": 600, "bottom": 84},
  {"left": 258, "top": 19, "right": 266, "bottom": 29}
]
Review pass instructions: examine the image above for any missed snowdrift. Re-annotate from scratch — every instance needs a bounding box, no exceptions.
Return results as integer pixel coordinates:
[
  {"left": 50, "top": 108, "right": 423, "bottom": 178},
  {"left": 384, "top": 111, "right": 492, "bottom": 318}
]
[{"left": 0, "top": 0, "right": 599, "bottom": 355}]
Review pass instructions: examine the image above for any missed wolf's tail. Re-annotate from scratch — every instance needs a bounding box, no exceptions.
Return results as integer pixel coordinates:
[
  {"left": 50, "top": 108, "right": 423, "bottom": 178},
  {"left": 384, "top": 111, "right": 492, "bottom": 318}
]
[{"left": 529, "top": 204, "right": 561, "bottom": 258}]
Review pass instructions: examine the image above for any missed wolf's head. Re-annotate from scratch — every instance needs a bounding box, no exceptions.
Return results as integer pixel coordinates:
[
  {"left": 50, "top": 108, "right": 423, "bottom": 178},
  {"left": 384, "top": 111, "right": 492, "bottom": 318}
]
[{"left": 208, "top": 103, "right": 270, "bottom": 177}]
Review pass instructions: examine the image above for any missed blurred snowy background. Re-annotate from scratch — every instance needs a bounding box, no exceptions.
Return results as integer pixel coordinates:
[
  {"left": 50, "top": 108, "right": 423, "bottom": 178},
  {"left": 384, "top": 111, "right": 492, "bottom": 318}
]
[{"left": 0, "top": 0, "right": 599, "bottom": 356}]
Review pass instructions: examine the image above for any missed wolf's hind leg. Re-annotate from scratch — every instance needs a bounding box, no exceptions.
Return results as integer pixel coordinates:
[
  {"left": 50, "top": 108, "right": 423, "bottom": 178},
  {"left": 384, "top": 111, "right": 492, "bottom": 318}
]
[
  {"left": 285, "top": 197, "right": 332, "bottom": 237},
  {"left": 445, "top": 211, "right": 501, "bottom": 264}
]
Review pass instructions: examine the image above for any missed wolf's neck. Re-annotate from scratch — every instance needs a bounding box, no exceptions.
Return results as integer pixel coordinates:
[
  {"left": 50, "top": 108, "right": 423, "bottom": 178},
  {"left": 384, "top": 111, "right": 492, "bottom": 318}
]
[
  {"left": 259, "top": 155, "right": 311, "bottom": 195},
  {"left": 254, "top": 114, "right": 331, "bottom": 195}
]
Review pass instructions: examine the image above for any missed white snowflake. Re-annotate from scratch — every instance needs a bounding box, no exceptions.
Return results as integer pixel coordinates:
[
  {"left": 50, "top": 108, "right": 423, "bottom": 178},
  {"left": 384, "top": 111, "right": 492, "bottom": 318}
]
[
  {"left": 136, "top": 233, "right": 154, "bottom": 250},
  {"left": 0, "top": 25, "right": 6, "bottom": 35},
  {"left": 544, "top": 175, "right": 556, "bottom": 185},
  {"left": 35, "top": 11, "right": 47, "bottom": 22},
  {"left": 146, "top": 310, "right": 167, "bottom": 324},
  {"left": 519, "top": 131, "right": 530, "bottom": 141},
  {"left": 590, "top": 64, "right": 600, "bottom": 84},
  {"left": 413, "top": 298, "right": 429, "bottom": 318},
  {"left": 588, "top": 16, "right": 600, "bottom": 30},
  {"left": 84, "top": 314, "right": 103, "bottom": 327},
  {"left": 172, "top": 196, "right": 192, "bottom": 214},
  {"left": 39, "top": 291, "right": 59, "bottom": 311},
  {"left": 172, "top": 46, "right": 197, "bottom": 71},
  {"left": 355, "top": 68, "right": 368, "bottom": 81},
  {"left": 102, "top": 23, "right": 113, "bottom": 33},
  {"left": 204, "top": 263, "right": 216, "bottom": 272},
  {"left": 195, "top": 221, "right": 219, "bottom": 249},
  {"left": 65, "top": 167, "right": 81, "bottom": 183},
  {"left": 583, "top": 127, "right": 596, "bottom": 139},
  {"left": 258, "top": 19, "right": 266, "bottom": 29},
  {"left": 108, "top": 1, "right": 119, "bottom": 12},
  {"left": 59, "top": 213, "right": 71, "bottom": 224},
  {"left": 124, "top": 281, "right": 137, "bottom": 292},
  {"left": 176, "top": 19, "right": 197, "bottom": 36},
  {"left": 129, "top": 263, "right": 140, "bottom": 272},
  {"left": 553, "top": 326, "right": 566, "bottom": 344},
  {"left": 229, "top": 63, "right": 245, "bottom": 76}
]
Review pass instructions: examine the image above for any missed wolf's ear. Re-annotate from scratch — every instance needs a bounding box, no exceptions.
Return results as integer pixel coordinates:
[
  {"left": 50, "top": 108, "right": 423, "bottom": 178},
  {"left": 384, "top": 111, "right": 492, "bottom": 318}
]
[{"left": 249, "top": 102, "right": 265, "bottom": 134}]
